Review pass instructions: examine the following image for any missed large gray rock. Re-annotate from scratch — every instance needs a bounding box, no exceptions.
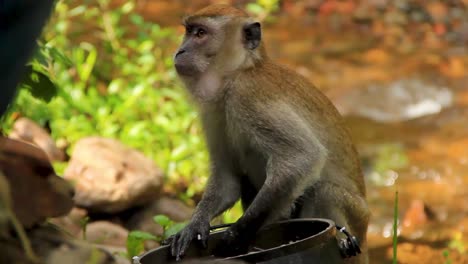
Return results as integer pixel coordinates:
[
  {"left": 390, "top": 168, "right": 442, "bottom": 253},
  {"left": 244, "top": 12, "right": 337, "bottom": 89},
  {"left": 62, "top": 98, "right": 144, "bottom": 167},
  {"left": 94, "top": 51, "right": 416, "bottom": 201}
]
[{"left": 64, "top": 137, "right": 163, "bottom": 213}]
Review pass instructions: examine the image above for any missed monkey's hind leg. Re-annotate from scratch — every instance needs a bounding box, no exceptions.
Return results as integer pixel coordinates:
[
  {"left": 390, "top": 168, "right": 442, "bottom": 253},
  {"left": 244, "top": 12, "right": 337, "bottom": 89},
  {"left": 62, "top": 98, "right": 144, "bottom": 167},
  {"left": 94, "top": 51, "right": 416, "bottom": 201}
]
[{"left": 298, "top": 186, "right": 369, "bottom": 264}]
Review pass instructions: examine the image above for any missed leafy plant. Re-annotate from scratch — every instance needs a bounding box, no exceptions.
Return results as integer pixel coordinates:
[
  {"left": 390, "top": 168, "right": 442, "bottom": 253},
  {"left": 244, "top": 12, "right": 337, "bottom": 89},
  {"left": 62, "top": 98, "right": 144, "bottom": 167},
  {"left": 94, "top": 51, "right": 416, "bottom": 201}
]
[
  {"left": 246, "top": 0, "right": 279, "bottom": 21},
  {"left": 153, "top": 214, "right": 186, "bottom": 241},
  {"left": 80, "top": 216, "right": 90, "bottom": 240},
  {"left": 447, "top": 231, "right": 466, "bottom": 254},
  {"left": 126, "top": 231, "right": 158, "bottom": 259},
  {"left": 6, "top": 2, "right": 192, "bottom": 191},
  {"left": 5, "top": 0, "right": 243, "bottom": 222},
  {"left": 442, "top": 250, "right": 452, "bottom": 264}
]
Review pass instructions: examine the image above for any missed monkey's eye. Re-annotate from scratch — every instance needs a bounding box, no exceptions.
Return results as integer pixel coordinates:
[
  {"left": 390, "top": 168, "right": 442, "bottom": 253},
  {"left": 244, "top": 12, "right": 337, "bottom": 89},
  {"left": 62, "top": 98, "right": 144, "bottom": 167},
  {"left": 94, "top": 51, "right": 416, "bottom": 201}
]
[
  {"left": 194, "top": 28, "right": 206, "bottom": 38},
  {"left": 185, "top": 25, "right": 193, "bottom": 34}
]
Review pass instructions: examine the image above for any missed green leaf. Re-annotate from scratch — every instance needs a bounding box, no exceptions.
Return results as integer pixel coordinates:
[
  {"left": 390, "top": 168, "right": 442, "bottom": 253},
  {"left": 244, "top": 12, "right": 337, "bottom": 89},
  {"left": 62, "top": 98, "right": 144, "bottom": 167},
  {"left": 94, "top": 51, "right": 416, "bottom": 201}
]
[
  {"left": 46, "top": 45, "right": 73, "bottom": 66},
  {"left": 19, "top": 66, "right": 58, "bottom": 102},
  {"left": 80, "top": 216, "right": 90, "bottom": 240},
  {"left": 128, "top": 230, "right": 158, "bottom": 241},
  {"left": 153, "top": 215, "right": 171, "bottom": 228},
  {"left": 126, "top": 231, "right": 157, "bottom": 258},
  {"left": 130, "top": 14, "right": 144, "bottom": 25},
  {"left": 246, "top": 3, "right": 264, "bottom": 14},
  {"left": 164, "top": 222, "right": 187, "bottom": 238},
  {"left": 77, "top": 43, "right": 97, "bottom": 82},
  {"left": 121, "top": 2, "right": 134, "bottom": 14}
]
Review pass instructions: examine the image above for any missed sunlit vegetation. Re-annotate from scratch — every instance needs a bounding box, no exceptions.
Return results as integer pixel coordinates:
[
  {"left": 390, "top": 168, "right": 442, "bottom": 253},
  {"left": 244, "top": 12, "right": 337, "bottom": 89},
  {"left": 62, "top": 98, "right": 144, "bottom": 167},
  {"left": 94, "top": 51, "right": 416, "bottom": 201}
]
[{"left": 2, "top": 0, "right": 212, "bottom": 209}]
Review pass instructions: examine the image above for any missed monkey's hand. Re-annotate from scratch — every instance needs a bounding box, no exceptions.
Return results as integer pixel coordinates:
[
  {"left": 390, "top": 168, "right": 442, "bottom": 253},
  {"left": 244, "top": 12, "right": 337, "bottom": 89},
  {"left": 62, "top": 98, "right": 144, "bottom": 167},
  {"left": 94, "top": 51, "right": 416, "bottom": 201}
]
[
  {"left": 169, "top": 218, "right": 210, "bottom": 261},
  {"left": 214, "top": 224, "right": 252, "bottom": 257}
]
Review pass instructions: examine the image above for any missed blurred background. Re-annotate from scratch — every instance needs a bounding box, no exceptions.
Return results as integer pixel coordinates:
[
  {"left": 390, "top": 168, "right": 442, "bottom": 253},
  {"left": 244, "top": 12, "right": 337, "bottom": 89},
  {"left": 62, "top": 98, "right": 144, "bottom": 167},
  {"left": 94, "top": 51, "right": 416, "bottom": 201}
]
[{"left": 0, "top": 0, "right": 467, "bottom": 263}]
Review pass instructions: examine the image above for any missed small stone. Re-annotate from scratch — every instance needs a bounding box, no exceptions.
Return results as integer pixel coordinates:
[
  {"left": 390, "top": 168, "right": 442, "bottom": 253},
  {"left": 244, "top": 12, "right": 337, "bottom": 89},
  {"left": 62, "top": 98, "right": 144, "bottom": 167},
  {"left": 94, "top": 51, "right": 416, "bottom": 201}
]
[
  {"left": 0, "top": 223, "right": 120, "bottom": 264},
  {"left": 9, "top": 117, "right": 65, "bottom": 161},
  {"left": 49, "top": 207, "right": 88, "bottom": 237},
  {"left": 124, "top": 197, "right": 193, "bottom": 236},
  {"left": 64, "top": 137, "right": 163, "bottom": 213},
  {"left": 85, "top": 221, "right": 129, "bottom": 247},
  {"left": 402, "top": 200, "right": 428, "bottom": 229}
]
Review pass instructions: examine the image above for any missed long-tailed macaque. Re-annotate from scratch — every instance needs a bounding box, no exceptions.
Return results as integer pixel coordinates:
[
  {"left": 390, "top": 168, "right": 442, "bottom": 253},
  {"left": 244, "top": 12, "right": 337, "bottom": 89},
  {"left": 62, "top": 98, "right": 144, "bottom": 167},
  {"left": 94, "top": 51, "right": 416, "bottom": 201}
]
[{"left": 170, "top": 4, "right": 369, "bottom": 263}]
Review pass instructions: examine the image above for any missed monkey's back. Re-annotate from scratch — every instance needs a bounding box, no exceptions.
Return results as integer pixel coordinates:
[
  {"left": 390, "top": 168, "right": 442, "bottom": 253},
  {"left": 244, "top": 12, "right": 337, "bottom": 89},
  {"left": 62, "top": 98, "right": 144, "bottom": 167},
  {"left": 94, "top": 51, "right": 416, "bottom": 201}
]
[{"left": 228, "top": 61, "right": 366, "bottom": 197}]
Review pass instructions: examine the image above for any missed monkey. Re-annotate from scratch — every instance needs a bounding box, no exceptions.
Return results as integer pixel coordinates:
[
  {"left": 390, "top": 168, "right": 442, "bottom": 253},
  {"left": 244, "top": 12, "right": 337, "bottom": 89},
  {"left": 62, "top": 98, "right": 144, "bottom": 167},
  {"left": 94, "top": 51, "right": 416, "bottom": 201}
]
[{"left": 169, "top": 4, "right": 370, "bottom": 263}]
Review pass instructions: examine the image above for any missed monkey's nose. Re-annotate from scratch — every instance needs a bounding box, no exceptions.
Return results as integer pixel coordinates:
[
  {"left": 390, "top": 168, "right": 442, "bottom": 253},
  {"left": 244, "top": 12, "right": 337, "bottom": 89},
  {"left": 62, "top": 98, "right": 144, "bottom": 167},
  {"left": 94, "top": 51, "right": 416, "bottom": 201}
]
[{"left": 175, "top": 49, "right": 186, "bottom": 58}]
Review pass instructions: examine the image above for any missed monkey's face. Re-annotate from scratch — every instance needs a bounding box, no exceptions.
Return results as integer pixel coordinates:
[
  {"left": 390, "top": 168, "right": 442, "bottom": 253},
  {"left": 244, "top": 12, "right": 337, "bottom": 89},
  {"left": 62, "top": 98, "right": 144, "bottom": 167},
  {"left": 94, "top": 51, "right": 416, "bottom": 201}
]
[
  {"left": 174, "top": 16, "right": 262, "bottom": 79},
  {"left": 174, "top": 18, "right": 225, "bottom": 77}
]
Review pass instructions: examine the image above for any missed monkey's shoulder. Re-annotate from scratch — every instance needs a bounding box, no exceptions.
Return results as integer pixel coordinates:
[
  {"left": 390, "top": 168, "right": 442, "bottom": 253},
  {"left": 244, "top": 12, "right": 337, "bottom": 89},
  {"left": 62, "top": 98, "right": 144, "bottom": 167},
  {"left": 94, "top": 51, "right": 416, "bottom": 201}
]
[{"left": 226, "top": 62, "right": 340, "bottom": 120}]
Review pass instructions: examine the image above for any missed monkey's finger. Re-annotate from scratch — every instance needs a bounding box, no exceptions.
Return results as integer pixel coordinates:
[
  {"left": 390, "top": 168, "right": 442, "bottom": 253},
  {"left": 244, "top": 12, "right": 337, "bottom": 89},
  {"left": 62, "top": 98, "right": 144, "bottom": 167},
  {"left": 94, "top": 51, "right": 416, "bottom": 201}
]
[
  {"left": 177, "top": 235, "right": 191, "bottom": 261},
  {"left": 175, "top": 237, "right": 185, "bottom": 260},
  {"left": 170, "top": 234, "right": 179, "bottom": 257}
]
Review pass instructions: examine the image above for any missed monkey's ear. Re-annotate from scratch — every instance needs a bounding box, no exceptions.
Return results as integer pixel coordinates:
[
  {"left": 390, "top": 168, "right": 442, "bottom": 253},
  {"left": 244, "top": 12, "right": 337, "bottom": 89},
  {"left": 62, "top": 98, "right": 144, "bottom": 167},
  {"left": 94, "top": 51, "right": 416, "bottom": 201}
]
[{"left": 243, "top": 22, "right": 261, "bottom": 50}]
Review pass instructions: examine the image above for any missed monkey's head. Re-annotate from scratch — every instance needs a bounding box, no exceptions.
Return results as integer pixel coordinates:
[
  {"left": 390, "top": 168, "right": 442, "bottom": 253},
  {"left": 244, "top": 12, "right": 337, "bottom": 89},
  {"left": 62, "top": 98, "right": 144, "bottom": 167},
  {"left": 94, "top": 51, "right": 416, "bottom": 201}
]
[{"left": 174, "top": 5, "right": 263, "bottom": 80}]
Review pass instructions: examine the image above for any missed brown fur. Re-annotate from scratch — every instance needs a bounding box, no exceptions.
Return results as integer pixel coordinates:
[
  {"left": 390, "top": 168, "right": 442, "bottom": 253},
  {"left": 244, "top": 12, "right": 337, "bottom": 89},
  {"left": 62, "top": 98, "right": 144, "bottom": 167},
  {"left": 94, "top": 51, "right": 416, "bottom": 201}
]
[{"left": 171, "top": 5, "right": 369, "bottom": 263}]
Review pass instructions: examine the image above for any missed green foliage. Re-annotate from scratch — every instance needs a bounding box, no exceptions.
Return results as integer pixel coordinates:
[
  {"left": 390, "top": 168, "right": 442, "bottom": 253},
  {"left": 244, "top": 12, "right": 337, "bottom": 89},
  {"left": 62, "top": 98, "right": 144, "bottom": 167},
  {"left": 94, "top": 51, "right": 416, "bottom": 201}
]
[
  {"left": 442, "top": 250, "right": 452, "bottom": 264},
  {"left": 222, "top": 201, "right": 242, "bottom": 224},
  {"left": 20, "top": 65, "right": 58, "bottom": 103},
  {"left": 374, "top": 144, "right": 408, "bottom": 174},
  {"left": 153, "top": 215, "right": 172, "bottom": 228},
  {"left": 153, "top": 214, "right": 187, "bottom": 241},
  {"left": 448, "top": 232, "right": 466, "bottom": 254},
  {"left": 126, "top": 231, "right": 158, "bottom": 259},
  {"left": 80, "top": 216, "right": 90, "bottom": 240},
  {"left": 4, "top": 0, "right": 214, "bottom": 203},
  {"left": 246, "top": 0, "right": 279, "bottom": 21},
  {"left": 368, "top": 143, "right": 409, "bottom": 186}
]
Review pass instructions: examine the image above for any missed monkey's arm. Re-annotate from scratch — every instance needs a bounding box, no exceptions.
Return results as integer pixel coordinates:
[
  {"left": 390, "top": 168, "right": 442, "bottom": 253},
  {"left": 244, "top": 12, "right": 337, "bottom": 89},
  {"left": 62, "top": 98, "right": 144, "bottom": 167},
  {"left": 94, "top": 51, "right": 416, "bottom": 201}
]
[
  {"left": 171, "top": 160, "right": 240, "bottom": 260},
  {"left": 194, "top": 114, "right": 242, "bottom": 221},
  {"left": 171, "top": 117, "right": 241, "bottom": 260},
  {"left": 194, "top": 165, "right": 241, "bottom": 221}
]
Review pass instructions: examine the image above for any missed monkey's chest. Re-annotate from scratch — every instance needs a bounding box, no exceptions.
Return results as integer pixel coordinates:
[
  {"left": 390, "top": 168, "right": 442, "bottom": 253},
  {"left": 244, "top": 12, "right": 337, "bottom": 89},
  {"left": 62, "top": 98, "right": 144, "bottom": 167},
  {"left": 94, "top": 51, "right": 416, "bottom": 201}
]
[
  {"left": 224, "top": 107, "right": 268, "bottom": 189},
  {"left": 235, "top": 146, "right": 268, "bottom": 190}
]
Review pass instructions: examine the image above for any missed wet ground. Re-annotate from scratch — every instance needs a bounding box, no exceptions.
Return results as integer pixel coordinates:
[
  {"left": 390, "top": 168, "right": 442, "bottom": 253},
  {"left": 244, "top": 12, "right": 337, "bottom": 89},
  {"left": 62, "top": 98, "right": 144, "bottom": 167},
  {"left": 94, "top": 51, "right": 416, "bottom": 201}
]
[{"left": 120, "top": 1, "right": 468, "bottom": 263}]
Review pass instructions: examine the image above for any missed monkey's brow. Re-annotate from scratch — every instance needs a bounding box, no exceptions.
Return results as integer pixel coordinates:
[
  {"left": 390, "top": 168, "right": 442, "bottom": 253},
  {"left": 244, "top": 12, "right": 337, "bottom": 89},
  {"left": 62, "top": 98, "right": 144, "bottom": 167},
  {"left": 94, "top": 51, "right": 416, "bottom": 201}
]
[
  {"left": 182, "top": 15, "right": 221, "bottom": 26},
  {"left": 182, "top": 21, "right": 205, "bottom": 29}
]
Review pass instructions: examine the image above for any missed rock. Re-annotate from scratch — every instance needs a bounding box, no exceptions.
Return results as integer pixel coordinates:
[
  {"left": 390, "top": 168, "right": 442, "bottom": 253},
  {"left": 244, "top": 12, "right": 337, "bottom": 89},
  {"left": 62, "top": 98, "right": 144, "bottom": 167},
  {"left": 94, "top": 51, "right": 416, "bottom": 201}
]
[
  {"left": 335, "top": 79, "right": 453, "bottom": 122},
  {"left": 0, "top": 137, "right": 74, "bottom": 228},
  {"left": 0, "top": 171, "right": 12, "bottom": 237},
  {"left": 0, "top": 224, "right": 121, "bottom": 264},
  {"left": 85, "top": 221, "right": 128, "bottom": 247},
  {"left": 124, "top": 197, "right": 193, "bottom": 236},
  {"left": 401, "top": 200, "right": 429, "bottom": 237},
  {"left": 150, "top": 197, "right": 193, "bottom": 222},
  {"left": 64, "top": 137, "right": 163, "bottom": 213},
  {"left": 49, "top": 207, "right": 88, "bottom": 237},
  {"left": 9, "top": 117, "right": 65, "bottom": 161}
]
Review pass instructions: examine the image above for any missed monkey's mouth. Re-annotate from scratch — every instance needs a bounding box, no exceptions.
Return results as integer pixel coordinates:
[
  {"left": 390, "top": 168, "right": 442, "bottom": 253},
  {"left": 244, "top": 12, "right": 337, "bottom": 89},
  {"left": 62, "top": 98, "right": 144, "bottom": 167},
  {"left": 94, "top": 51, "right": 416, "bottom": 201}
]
[{"left": 174, "top": 63, "right": 199, "bottom": 76}]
